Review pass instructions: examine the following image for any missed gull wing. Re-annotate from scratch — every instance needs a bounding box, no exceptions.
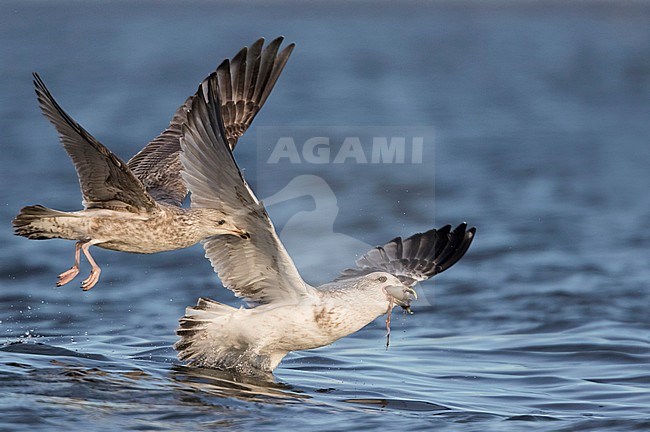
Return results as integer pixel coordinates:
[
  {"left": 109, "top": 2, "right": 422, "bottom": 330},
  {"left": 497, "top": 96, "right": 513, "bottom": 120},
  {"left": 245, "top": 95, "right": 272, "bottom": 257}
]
[
  {"left": 126, "top": 96, "right": 194, "bottom": 206},
  {"left": 33, "top": 73, "right": 157, "bottom": 212},
  {"left": 218, "top": 36, "right": 295, "bottom": 149},
  {"left": 128, "top": 37, "right": 294, "bottom": 206},
  {"left": 336, "top": 223, "right": 476, "bottom": 286},
  {"left": 179, "top": 70, "right": 313, "bottom": 305}
]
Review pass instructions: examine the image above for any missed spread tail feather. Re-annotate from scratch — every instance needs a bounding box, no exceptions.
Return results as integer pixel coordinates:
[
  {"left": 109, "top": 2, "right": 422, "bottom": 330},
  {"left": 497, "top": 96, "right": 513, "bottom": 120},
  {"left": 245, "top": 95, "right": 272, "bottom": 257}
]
[
  {"left": 175, "top": 297, "right": 238, "bottom": 364},
  {"left": 174, "top": 298, "right": 281, "bottom": 374},
  {"left": 12, "top": 205, "right": 76, "bottom": 240}
]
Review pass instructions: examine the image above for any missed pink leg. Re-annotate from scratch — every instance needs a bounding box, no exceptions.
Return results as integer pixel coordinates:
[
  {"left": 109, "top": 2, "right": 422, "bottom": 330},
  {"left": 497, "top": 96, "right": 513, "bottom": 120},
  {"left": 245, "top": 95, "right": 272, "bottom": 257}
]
[
  {"left": 80, "top": 242, "right": 101, "bottom": 291},
  {"left": 56, "top": 241, "right": 82, "bottom": 287}
]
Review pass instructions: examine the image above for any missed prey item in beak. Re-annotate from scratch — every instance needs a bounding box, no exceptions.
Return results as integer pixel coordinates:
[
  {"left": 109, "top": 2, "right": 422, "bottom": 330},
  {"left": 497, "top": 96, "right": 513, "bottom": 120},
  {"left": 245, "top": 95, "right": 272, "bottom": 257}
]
[
  {"left": 383, "top": 285, "right": 418, "bottom": 349},
  {"left": 384, "top": 285, "right": 417, "bottom": 308}
]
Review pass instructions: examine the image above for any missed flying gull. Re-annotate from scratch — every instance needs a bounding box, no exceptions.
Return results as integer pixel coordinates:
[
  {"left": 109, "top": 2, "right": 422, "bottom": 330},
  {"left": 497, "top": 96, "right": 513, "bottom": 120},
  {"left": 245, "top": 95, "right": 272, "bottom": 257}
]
[
  {"left": 12, "top": 37, "right": 294, "bottom": 290},
  {"left": 175, "top": 71, "right": 476, "bottom": 375}
]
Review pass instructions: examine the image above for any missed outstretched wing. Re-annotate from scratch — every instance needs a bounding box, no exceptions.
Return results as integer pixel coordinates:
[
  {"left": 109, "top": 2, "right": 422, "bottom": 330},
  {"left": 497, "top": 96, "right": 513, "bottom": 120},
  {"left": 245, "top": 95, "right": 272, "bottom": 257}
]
[
  {"left": 127, "top": 96, "right": 193, "bottom": 206},
  {"left": 179, "top": 70, "right": 314, "bottom": 305},
  {"left": 128, "top": 36, "right": 294, "bottom": 206},
  {"left": 33, "top": 73, "right": 156, "bottom": 212},
  {"left": 337, "top": 223, "right": 476, "bottom": 286},
  {"left": 218, "top": 36, "right": 295, "bottom": 149}
]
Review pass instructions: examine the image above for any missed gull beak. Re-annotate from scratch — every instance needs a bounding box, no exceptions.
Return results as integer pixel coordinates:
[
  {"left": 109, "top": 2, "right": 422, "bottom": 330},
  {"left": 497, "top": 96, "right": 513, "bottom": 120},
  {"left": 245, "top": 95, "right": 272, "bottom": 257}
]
[
  {"left": 225, "top": 225, "right": 250, "bottom": 239},
  {"left": 218, "top": 220, "right": 250, "bottom": 239},
  {"left": 384, "top": 285, "right": 417, "bottom": 309},
  {"left": 235, "top": 228, "right": 251, "bottom": 240}
]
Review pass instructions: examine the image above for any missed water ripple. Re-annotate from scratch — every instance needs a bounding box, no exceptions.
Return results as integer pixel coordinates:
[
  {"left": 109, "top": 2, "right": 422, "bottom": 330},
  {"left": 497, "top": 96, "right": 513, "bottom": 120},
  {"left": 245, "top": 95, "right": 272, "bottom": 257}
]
[{"left": 2, "top": 1, "right": 650, "bottom": 430}]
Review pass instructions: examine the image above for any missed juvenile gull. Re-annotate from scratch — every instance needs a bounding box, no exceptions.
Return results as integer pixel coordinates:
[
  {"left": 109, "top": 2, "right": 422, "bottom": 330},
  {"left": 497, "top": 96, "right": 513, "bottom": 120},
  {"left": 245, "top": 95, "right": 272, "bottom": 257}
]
[
  {"left": 175, "top": 73, "right": 476, "bottom": 374},
  {"left": 13, "top": 37, "right": 294, "bottom": 290}
]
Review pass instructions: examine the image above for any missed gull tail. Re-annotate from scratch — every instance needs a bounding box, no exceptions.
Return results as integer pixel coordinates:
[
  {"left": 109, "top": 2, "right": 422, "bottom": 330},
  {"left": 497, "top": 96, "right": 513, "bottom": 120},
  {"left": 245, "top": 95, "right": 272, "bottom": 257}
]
[
  {"left": 175, "top": 298, "right": 281, "bottom": 375},
  {"left": 12, "top": 205, "right": 78, "bottom": 240},
  {"left": 175, "top": 298, "right": 237, "bottom": 365}
]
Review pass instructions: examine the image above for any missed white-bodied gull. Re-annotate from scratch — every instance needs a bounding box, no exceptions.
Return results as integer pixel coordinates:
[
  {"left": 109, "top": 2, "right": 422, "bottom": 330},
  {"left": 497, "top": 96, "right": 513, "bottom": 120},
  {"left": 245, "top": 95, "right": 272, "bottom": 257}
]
[
  {"left": 13, "top": 37, "right": 294, "bottom": 290},
  {"left": 176, "top": 71, "right": 476, "bottom": 375}
]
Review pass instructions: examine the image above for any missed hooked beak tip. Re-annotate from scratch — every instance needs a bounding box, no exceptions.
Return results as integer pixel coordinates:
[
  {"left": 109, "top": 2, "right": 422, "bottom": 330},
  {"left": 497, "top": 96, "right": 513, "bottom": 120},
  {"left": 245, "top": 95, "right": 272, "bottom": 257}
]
[{"left": 385, "top": 285, "right": 417, "bottom": 307}]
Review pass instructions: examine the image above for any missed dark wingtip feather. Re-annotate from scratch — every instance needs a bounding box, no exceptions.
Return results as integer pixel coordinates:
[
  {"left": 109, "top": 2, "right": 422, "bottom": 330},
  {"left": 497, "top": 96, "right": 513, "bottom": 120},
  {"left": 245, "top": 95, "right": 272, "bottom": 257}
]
[
  {"left": 32, "top": 72, "right": 44, "bottom": 90},
  {"left": 214, "top": 37, "right": 294, "bottom": 150},
  {"left": 336, "top": 223, "right": 476, "bottom": 285},
  {"left": 435, "top": 223, "right": 475, "bottom": 274}
]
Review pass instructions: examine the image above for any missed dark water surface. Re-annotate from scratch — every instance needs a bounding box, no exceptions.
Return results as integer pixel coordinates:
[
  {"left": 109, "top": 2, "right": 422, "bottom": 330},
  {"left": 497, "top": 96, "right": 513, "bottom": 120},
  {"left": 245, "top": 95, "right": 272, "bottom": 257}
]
[{"left": 1, "top": 1, "right": 649, "bottom": 430}]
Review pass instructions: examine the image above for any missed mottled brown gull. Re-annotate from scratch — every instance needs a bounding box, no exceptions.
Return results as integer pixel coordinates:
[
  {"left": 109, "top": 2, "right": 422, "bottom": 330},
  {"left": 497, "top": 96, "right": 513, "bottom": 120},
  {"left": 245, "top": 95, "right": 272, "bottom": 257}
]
[
  {"left": 175, "top": 72, "right": 476, "bottom": 375},
  {"left": 12, "top": 37, "right": 294, "bottom": 290}
]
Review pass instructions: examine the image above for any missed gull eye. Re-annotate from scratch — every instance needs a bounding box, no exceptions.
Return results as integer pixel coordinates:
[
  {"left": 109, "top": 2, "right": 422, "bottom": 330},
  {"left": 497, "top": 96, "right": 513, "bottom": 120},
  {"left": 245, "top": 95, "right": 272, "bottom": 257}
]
[
  {"left": 378, "top": 276, "right": 387, "bottom": 283},
  {"left": 218, "top": 220, "right": 225, "bottom": 225}
]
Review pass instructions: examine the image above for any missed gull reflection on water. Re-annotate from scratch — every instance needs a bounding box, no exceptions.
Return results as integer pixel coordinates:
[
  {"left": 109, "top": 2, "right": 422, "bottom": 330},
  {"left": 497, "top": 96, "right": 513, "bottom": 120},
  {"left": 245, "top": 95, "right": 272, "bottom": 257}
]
[{"left": 171, "top": 365, "right": 309, "bottom": 404}]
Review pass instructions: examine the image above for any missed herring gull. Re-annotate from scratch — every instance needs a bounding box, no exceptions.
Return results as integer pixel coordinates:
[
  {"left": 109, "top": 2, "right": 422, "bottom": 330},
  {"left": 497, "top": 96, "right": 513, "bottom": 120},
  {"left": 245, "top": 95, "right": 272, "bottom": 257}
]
[
  {"left": 12, "top": 37, "right": 294, "bottom": 290},
  {"left": 175, "top": 71, "right": 476, "bottom": 375}
]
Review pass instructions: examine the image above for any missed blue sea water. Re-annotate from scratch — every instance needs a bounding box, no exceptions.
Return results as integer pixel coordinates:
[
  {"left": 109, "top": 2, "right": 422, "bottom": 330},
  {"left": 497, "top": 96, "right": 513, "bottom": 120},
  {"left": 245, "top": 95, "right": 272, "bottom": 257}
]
[{"left": 1, "top": 1, "right": 649, "bottom": 430}]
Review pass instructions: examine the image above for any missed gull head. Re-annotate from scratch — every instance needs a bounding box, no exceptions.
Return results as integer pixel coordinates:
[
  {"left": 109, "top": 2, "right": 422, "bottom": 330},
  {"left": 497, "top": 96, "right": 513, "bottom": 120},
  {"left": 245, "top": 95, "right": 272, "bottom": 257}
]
[
  {"left": 200, "top": 209, "right": 250, "bottom": 239},
  {"left": 356, "top": 272, "right": 417, "bottom": 312}
]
